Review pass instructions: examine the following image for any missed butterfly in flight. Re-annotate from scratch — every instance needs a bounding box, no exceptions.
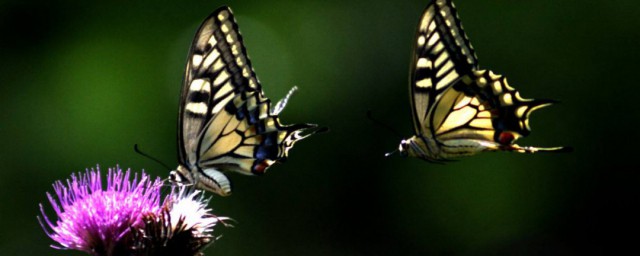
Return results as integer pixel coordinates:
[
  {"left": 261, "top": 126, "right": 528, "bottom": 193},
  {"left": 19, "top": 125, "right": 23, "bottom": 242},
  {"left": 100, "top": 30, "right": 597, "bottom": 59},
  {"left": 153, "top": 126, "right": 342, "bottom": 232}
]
[
  {"left": 395, "top": 0, "right": 569, "bottom": 162},
  {"left": 169, "top": 6, "right": 324, "bottom": 196}
]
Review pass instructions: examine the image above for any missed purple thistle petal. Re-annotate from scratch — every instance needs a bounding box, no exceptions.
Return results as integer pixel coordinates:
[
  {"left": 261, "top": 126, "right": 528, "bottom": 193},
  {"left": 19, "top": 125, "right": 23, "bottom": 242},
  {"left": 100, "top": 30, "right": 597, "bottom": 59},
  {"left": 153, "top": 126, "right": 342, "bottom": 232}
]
[{"left": 38, "top": 165, "right": 163, "bottom": 255}]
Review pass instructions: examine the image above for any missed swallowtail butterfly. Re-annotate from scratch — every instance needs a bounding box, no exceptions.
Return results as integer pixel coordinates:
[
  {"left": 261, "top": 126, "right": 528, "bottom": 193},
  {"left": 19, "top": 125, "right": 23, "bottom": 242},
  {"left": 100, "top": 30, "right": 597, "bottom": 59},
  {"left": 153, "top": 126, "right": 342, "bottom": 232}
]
[
  {"left": 169, "top": 6, "right": 323, "bottom": 196},
  {"left": 396, "top": 0, "right": 569, "bottom": 162}
]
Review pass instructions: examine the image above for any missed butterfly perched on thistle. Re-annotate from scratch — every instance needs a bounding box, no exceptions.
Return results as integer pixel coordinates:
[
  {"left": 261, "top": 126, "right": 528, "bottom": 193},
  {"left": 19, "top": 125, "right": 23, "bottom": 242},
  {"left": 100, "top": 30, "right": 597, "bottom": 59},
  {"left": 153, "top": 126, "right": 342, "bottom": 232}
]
[
  {"left": 169, "top": 6, "right": 324, "bottom": 196},
  {"left": 393, "top": 0, "right": 569, "bottom": 162}
]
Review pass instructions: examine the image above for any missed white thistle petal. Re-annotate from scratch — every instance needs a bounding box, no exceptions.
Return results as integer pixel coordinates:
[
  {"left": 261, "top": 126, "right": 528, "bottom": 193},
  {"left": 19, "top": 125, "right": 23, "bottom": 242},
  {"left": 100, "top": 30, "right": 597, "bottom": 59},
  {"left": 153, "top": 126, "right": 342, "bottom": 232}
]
[{"left": 168, "top": 187, "right": 229, "bottom": 234}]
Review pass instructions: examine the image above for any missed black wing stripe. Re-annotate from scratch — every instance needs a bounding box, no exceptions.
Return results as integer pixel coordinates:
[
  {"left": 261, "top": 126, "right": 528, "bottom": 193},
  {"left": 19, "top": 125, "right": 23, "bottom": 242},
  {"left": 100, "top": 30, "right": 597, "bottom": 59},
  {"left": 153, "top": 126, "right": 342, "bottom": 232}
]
[
  {"left": 212, "top": 27, "right": 250, "bottom": 90},
  {"left": 433, "top": 2, "right": 477, "bottom": 71}
]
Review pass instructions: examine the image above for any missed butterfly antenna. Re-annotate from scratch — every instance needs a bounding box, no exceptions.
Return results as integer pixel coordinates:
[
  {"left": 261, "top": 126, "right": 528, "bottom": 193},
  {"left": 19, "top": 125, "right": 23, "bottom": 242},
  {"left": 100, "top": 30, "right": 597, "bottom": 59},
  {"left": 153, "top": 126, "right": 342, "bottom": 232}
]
[
  {"left": 134, "top": 144, "right": 172, "bottom": 170},
  {"left": 160, "top": 180, "right": 175, "bottom": 193},
  {"left": 384, "top": 148, "right": 399, "bottom": 157},
  {"left": 367, "top": 110, "right": 403, "bottom": 140}
]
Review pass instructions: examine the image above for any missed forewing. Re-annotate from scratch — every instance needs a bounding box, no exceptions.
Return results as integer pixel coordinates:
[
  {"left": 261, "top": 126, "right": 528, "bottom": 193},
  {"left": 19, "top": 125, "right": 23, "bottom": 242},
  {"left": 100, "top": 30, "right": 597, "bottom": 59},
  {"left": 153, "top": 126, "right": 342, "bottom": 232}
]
[
  {"left": 410, "top": 0, "right": 478, "bottom": 137},
  {"left": 179, "top": 6, "right": 262, "bottom": 166}
]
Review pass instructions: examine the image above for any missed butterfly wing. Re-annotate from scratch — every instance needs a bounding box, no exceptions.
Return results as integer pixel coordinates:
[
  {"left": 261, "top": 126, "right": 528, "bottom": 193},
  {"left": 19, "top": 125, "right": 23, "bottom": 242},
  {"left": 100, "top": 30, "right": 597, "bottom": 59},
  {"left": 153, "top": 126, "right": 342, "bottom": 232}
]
[
  {"left": 179, "top": 6, "right": 261, "bottom": 168},
  {"left": 197, "top": 89, "right": 319, "bottom": 175},
  {"left": 409, "top": 0, "right": 478, "bottom": 139},
  {"left": 408, "top": 0, "right": 567, "bottom": 159},
  {"left": 177, "top": 6, "right": 322, "bottom": 194}
]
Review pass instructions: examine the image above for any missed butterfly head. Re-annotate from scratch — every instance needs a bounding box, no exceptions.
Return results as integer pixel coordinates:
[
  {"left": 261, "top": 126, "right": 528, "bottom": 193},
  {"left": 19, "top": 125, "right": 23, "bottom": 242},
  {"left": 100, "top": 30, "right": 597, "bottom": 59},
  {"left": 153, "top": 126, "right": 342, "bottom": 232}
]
[
  {"left": 399, "top": 136, "right": 430, "bottom": 157},
  {"left": 397, "top": 139, "right": 412, "bottom": 157},
  {"left": 396, "top": 136, "right": 439, "bottom": 161},
  {"left": 169, "top": 165, "right": 193, "bottom": 187}
]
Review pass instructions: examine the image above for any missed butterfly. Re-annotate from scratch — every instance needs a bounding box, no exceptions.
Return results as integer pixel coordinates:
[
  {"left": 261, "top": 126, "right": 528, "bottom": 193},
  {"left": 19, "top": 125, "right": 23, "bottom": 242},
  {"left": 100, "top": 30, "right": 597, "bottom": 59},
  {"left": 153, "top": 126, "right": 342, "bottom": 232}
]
[
  {"left": 169, "top": 6, "right": 324, "bottom": 196},
  {"left": 395, "top": 0, "right": 569, "bottom": 162}
]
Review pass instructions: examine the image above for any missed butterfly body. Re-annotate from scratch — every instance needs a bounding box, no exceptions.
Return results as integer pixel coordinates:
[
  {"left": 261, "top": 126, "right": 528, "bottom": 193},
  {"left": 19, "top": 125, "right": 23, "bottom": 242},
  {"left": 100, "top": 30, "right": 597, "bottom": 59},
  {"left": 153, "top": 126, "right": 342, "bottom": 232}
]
[
  {"left": 171, "top": 165, "right": 231, "bottom": 195},
  {"left": 170, "top": 7, "right": 322, "bottom": 196},
  {"left": 399, "top": 0, "right": 568, "bottom": 162}
]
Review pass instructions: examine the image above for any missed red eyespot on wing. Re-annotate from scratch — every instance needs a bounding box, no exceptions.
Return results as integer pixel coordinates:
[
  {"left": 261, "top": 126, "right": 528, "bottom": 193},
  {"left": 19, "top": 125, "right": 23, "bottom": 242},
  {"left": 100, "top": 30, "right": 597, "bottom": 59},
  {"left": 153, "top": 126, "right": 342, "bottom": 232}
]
[
  {"left": 253, "top": 160, "right": 270, "bottom": 175},
  {"left": 498, "top": 132, "right": 515, "bottom": 145}
]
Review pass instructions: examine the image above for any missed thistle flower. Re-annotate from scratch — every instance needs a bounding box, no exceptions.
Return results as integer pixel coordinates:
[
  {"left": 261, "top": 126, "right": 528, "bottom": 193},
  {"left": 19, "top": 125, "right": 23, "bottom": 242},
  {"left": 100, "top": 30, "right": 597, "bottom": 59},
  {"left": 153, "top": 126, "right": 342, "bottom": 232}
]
[
  {"left": 38, "top": 166, "right": 163, "bottom": 256},
  {"left": 132, "top": 187, "right": 230, "bottom": 256},
  {"left": 39, "top": 166, "right": 228, "bottom": 256}
]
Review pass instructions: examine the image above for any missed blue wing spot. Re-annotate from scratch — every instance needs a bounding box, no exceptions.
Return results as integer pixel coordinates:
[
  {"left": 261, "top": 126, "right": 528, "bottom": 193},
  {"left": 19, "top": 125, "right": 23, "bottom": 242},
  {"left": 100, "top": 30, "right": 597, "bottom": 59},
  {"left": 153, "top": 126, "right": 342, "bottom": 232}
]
[
  {"left": 255, "top": 122, "right": 265, "bottom": 134},
  {"left": 248, "top": 108, "right": 259, "bottom": 124},
  {"left": 493, "top": 119, "right": 504, "bottom": 130},
  {"left": 235, "top": 105, "right": 246, "bottom": 120},
  {"left": 263, "top": 133, "right": 276, "bottom": 146},
  {"left": 255, "top": 145, "right": 278, "bottom": 160}
]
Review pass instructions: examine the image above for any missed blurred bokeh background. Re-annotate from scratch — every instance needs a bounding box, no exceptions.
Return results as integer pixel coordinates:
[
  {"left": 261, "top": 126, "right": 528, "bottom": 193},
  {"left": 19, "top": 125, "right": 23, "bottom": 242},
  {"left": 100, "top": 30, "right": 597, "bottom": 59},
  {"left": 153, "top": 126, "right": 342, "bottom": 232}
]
[{"left": 1, "top": 0, "right": 638, "bottom": 255}]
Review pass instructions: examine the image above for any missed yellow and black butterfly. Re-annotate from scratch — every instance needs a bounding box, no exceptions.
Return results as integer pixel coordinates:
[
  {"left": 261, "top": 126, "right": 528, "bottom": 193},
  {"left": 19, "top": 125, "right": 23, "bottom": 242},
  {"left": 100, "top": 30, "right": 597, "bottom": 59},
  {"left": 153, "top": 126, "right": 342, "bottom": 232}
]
[
  {"left": 169, "top": 6, "right": 324, "bottom": 196},
  {"left": 396, "top": 0, "right": 569, "bottom": 162}
]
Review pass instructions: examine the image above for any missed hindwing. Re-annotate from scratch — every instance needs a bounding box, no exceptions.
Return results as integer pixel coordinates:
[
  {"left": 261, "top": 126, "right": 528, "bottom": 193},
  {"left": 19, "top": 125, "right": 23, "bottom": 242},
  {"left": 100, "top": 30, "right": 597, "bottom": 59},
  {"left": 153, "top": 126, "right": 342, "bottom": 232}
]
[
  {"left": 197, "top": 90, "right": 317, "bottom": 175},
  {"left": 432, "top": 70, "right": 554, "bottom": 146}
]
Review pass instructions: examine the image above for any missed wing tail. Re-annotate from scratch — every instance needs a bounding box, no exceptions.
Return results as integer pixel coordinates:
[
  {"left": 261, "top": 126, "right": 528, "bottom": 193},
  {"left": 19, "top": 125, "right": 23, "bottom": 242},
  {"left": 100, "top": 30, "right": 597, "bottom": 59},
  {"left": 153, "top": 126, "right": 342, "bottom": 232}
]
[{"left": 271, "top": 86, "right": 298, "bottom": 115}]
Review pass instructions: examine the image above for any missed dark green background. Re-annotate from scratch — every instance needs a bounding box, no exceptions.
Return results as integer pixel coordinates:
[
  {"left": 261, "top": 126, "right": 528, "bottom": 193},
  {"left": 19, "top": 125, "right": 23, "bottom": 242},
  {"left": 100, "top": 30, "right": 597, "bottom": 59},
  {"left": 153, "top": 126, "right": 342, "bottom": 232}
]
[{"left": 1, "top": 0, "right": 638, "bottom": 255}]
